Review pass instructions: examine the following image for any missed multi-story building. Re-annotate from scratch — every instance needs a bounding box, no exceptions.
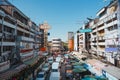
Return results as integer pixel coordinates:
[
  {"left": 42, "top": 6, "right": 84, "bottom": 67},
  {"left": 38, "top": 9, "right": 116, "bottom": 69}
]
[
  {"left": 68, "top": 32, "right": 74, "bottom": 51},
  {"left": 94, "top": 0, "right": 119, "bottom": 66},
  {"left": 78, "top": 0, "right": 120, "bottom": 67},
  {"left": 77, "top": 26, "right": 86, "bottom": 53},
  {"left": 0, "top": 1, "right": 19, "bottom": 72},
  {"left": 0, "top": 0, "right": 44, "bottom": 74},
  {"left": 39, "top": 22, "right": 50, "bottom": 52},
  {"left": 51, "top": 38, "right": 63, "bottom": 53}
]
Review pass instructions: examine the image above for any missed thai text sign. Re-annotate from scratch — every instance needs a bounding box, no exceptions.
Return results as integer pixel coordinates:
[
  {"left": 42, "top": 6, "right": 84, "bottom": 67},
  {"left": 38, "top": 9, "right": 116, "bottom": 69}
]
[{"left": 79, "top": 29, "right": 92, "bottom": 33}]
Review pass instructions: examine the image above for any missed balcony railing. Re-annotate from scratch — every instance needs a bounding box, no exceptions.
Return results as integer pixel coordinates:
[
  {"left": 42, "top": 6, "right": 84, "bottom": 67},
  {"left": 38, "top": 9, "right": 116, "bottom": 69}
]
[
  {"left": 17, "top": 27, "right": 29, "bottom": 34},
  {"left": 105, "top": 20, "right": 117, "bottom": 28},
  {"left": 17, "top": 20, "right": 29, "bottom": 29},
  {"left": 17, "top": 36, "right": 34, "bottom": 42},
  {"left": 30, "top": 28, "right": 36, "bottom": 33},
  {"left": 20, "top": 51, "right": 34, "bottom": 62},
  {"left": 98, "top": 42, "right": 105, "bottom": 45},
  {"left": 2, "top": 42, "right": 15, "bottom": 46},
  {"left": 0, "top": 20, "right": 16, "bottom": 29}
]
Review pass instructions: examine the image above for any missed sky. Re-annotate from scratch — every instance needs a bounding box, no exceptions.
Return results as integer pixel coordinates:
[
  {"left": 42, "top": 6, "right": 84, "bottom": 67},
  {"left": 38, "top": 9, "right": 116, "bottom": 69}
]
[{"left": 9, "top": 0, "right": 109, "bottom": 42}]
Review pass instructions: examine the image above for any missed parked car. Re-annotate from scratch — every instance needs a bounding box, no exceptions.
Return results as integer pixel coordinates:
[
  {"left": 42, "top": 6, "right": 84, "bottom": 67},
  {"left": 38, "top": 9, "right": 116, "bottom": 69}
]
[
  {"left": 47, "top": 57, "right": 54, "bottom": 64},
  {"left": 36, "top": 71, "right": 47, "bottom": 80},
  {"left": 49, "top": 72, "right": 60, "bottom": 80},
  {"left": 42, "top": 63, "right": 51, "bottom": 73}
]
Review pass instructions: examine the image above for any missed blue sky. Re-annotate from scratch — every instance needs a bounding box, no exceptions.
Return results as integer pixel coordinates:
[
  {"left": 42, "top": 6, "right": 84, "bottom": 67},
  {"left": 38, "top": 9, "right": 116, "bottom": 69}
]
[{"left": 9, "top": 0, "right": 109, "bottom": 42}]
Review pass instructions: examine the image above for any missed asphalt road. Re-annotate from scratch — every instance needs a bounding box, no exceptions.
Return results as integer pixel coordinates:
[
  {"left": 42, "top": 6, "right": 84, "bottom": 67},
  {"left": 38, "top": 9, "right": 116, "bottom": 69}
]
[{"left": 60, "top": 63, "right": 66, "bottom": 80}]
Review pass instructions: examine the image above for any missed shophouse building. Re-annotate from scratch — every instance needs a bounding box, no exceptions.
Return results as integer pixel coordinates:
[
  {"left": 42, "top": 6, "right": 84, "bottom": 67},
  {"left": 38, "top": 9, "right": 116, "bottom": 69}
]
[
  {"left": 0, "top": 0, "right": 44, "bottom": 78},
  {"left": 51, "top": 38, "right": 63, "bottom": 53},
  {"left": 78, "top": 0, "right": 120, "bottom": 67},
  {"left": 77, "top": 26, "right": 85, "bottom": 53}
]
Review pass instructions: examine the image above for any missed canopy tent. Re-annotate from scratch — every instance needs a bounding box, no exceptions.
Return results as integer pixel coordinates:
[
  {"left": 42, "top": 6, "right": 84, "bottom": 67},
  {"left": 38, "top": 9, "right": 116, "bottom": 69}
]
[
  {"left": 82, "top": 77, "right": 97, "bottom": 80},
  {"left": 82, "top": 75, "right": 97, "bottom": 80},
  {"left": 73, "top": 68, "right": 87, "bottom": 73},
  {"left": 73, "top": 65, "right": 84, "bottom": 69},
  {"left": 72, "top": 62, "right": 84, "bottom": 66}
]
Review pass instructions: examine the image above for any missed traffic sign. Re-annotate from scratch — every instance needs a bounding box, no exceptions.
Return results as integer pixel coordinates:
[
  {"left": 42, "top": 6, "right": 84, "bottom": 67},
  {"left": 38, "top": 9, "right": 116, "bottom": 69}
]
[{"left": 79, "top": 29, "right": 92, "bottom": 33}]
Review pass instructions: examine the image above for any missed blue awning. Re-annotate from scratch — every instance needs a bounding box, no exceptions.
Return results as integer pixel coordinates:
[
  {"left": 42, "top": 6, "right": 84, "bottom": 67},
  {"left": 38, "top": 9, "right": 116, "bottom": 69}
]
[{"left": 105, "top": 48, "right": 118, "bottom": 52}]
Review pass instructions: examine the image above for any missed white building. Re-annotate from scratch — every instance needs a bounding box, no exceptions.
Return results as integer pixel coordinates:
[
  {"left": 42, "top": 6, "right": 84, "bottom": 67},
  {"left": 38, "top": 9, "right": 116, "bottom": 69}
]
[{"left": 51, "top": 38, "right": 63, "bottom": 53}]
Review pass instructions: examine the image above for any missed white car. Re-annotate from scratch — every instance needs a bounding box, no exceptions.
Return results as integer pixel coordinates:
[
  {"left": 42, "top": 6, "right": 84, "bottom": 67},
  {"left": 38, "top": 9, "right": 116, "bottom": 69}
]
[
  {"left": 36, "top": 72, "right": 46, "bottom": 80},
  {"left": 42, "top": 63, "right": 50, "bottom": 72},
  {"left": 47, "top": 57, "right": 54, "bottom": 64}
]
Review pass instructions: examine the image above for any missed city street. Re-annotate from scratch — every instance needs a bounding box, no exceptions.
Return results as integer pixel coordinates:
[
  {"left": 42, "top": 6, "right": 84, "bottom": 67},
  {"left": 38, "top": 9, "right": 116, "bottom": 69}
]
[{"left": 0, "top": 0, "right": 120, "bottom": 80}]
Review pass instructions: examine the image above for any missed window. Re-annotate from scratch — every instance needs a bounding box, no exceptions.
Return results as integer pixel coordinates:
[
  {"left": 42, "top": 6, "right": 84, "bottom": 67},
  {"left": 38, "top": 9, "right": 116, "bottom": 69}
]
[
  {"left": 113, "top": 24, "right": 118, "bottom": 29},
  {"left": 52, "top": 69, "right": 58, "bottom": 72}
]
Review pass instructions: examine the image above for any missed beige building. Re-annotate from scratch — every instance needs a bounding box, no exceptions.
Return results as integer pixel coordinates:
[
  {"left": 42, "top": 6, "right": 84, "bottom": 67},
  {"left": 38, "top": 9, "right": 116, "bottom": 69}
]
[
  {"left": 39, "top": 22, "right": 50, "bottom": 51},
  {"left": 51, "top": 38, "right": 63, "bottom": 53}
]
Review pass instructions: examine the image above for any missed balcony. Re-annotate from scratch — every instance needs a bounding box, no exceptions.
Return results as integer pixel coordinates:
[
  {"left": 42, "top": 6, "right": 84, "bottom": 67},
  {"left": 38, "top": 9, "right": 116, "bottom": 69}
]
[
  {"left": 0, "top": 20, "right": 16, "bottom": 29},
  {"left": 98, "top": 42, "right": 105, "bottom": 45},
  {"left": 98, "top": 36, "right": 105, "bottom": 40},
  {"left": 105, "top": 20, "right": 117, "bottom": 28},
  {"left": 106, "top": 12, "right": 117, "bottom": 21},
  {"left": 17, "top": 27, "right": 29, "bottom": 34},
  {"left": 20, "top": 51, "right": 34, "bottom": 62},
  {"left": 92, "top": 29, "right": 97, "bottom": 33},
  {"left": 2, "top": 42, "right": 15, "bottom": 46},
  {"left": 97, "top": 20, "right": 104, "bottom": 27},
  {"left": 30, "top": 28, "right": 35, "bottom": 33},
  {"left": 52, "top": 41, "right": 61, "bottom": 43},
  {"left": 17, "top": 36, "right": 34, "bottom": 42},
  {"left": 17, "top": 20, "right": 29, "bottom": 29},
  {"left": 98, "top": 26, "right": 105, "bottom": 31},
  {"left": 0, "top": 10, "right": 5, "bottom": 17}
]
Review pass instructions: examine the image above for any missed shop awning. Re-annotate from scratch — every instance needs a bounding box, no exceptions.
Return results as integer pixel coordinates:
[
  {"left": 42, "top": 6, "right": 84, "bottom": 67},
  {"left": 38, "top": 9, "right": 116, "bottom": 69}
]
[
  {"left": 105, "top": 48, "right": 118, "bottom": 52},
  {"left": 73, "top": 68, "right": 87, "bottom": 73}
]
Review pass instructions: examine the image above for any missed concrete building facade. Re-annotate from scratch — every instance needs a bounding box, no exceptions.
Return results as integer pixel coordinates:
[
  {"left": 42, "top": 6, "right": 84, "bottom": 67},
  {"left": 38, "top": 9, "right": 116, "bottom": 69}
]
[
  {"left": 51, "top": 38, "right": 63, "bottom": 53},
  {"left": 77, "top": 0, "right": 120, "bottom": 67},
  {"left": 0, "top": 0, "right": 44, "bottom": 74}
]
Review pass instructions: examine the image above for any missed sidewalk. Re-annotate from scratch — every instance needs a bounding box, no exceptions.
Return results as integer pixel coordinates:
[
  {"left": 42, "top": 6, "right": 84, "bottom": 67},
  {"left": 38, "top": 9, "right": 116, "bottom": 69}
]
[
  {"left": 86, "top": 59, "right": 107, "bottom": 76},
  {"left": 0, "top": 63, "right": 27, "bottom": 80}
]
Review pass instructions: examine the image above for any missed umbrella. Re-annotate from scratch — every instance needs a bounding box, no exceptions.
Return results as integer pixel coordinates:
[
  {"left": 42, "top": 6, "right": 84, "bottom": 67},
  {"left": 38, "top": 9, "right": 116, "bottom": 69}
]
[
  {"left": 72, "top": 62, "right": 84, "bottom": 66},
  {"left": 73, "top": 65, "right": 84, "bottom": 69},
  {"left": 82, "top": 75, "right": 97, "bottom": 80},
  {"left": 73, "top": 68, "right": 87, "bottom": 73},
  {"left": 70, "top": 60, "right": 76, "bottom": 63},
  {"left": 82, "top": 77, "right": 97, "bottom": 80}
]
